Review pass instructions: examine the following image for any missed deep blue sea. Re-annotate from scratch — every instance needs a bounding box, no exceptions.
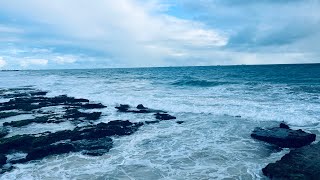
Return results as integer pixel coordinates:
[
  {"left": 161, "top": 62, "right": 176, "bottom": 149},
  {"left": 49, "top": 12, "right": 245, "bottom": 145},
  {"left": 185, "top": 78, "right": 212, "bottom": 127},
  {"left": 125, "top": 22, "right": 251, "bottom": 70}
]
[{"left": 0, "top": 64, "right": 320, "bottom": 179}]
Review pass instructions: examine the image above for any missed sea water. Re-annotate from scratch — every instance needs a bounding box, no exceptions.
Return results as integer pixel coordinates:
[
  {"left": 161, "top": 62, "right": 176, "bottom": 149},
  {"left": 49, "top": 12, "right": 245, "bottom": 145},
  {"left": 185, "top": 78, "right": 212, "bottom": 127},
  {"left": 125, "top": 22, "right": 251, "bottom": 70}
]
[{"left": 0, "top": 64, "right": 319, "bottom": 179}]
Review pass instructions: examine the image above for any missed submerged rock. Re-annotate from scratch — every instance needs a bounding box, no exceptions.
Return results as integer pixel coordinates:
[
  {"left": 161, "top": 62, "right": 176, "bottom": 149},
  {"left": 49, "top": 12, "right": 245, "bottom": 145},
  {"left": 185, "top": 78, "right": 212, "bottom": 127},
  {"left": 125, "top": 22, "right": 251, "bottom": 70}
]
[
  {"left": 263, "top": 142, "right": 320, "bottom": 179},
  {"left": 251, "top": 124, "right": 316, "bottom": 148},
  {"left": 154, "top": 113, "right": 176, "bottom": 120},
  {"left": 176, "top": 121, "right": 184, "bottom": 124}
]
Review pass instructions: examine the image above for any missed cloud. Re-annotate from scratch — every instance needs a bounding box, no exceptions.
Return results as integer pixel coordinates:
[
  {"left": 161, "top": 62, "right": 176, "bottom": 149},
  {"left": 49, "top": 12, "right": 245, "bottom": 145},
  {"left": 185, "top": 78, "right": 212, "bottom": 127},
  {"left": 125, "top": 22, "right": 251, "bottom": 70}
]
[
  {"left": 0, "top": 0, "right": 227, "bottom": 67},
  {"left": 53, "top": 55, "right": 77, "bottom": 64},
  {"left": 20, "top": 58, "right": 48, "bottom": 68},
  {"left": 0, "top": 0, "right": 319, "bottom": 68},
  {"left": 0, "top": 57, "right": 7, "bottom": 68}
]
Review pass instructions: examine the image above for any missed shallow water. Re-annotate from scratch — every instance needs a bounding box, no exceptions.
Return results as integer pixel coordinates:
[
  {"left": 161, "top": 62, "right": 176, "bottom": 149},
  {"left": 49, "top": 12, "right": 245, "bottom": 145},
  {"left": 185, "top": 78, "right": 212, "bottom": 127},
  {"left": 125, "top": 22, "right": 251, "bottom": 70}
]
[{"left": 0, "top": 64, "right": 319, "bottom": 179}]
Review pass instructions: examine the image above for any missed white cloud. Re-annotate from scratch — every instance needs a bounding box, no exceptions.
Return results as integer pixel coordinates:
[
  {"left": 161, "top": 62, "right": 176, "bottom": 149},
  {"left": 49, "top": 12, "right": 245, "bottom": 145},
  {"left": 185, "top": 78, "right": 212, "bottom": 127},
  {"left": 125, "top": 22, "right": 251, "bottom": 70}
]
[
  {"left": 0, "top": 57, "right": 7, "bottom": 68},
  {"left": 53, "top": 56, "right": 77, "bottom": 64},
  {"left": 20, "top": 58, "right": 48, "bottom": 68}
]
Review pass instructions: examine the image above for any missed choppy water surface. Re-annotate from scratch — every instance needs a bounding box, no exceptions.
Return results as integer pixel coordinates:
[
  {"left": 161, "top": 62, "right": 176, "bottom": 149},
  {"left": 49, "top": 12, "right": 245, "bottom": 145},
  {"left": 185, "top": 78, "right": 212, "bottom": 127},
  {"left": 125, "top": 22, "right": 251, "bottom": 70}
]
[{"left": 1, "top": 64, "right": 320, "bottom": 179}]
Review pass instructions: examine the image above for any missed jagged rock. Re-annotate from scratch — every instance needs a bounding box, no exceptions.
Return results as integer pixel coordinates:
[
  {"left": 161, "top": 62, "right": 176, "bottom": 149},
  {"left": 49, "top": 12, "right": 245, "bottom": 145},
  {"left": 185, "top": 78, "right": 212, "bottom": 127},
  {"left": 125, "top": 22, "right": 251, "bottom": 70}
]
[
  {"left": 176, "top": 121, "right": 184, "bottom": 124},
  {"left": 263, "top": 142, "right": 320, "bottom": 179},
  {"left": 0, "top": 127, "right": 9, "bottom": 138},
  {"left": 137, "top": 104, "right": 147, "bottom": 109},
  {"left": 251, "top": 124, "right": 316, "bottom": 148},
  {"left": 279, "top": 122, "right": 290, "bottom": 129},
  {"left": 154, "top": 113, "right": 176, "bottom": 120}
]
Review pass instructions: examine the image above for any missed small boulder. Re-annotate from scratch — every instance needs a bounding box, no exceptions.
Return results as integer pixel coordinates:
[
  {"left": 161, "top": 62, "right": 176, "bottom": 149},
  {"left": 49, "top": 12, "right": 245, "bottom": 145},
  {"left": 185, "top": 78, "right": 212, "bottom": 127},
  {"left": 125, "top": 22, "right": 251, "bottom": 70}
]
[
  {"left": 176, "top": 121, "right": 184, "bottom": 124},
  {"left": 137, "top": 104, "right": 147, "bottom": 109}
]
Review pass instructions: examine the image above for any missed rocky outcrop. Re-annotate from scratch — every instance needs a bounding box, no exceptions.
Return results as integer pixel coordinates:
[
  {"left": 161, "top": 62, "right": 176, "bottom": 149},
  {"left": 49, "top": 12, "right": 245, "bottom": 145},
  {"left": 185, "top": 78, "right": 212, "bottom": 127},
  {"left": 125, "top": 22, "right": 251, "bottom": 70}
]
[
  {"left": 115, "top": 104, "right": 166, "bottom": 113},
  {"left": 251, "top": 123, "right": 316, "bottom": 148},
  {"left": 262, "top": 142, "right": 320, "bottom": 179},
  {"left": 0, "top": 120, "right": 142, "bottom": 167},
  {"left": 154, "top": 113, "right": 176, "bottom": 120}
]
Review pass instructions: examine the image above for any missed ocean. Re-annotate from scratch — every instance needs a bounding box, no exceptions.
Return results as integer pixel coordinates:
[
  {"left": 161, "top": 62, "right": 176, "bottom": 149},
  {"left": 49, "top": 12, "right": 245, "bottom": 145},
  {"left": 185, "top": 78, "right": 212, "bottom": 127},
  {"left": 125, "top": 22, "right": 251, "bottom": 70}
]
[{"left": 0, "top": 64, "right": 319, "bottom": 179}]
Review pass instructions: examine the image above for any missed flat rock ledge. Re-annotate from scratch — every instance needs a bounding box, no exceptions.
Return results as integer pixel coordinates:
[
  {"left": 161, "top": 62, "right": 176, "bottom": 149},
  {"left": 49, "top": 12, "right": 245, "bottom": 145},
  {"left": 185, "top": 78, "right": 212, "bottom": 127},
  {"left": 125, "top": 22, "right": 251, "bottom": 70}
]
[
  {"left": 262, "top": 142, "right": 320, "bottom": 179},
  {"left": 0, "top": 120, "right": 143, "bottom": 172},
  {"left": 251, "top": 123, "right": 316, "bottom": 148}
]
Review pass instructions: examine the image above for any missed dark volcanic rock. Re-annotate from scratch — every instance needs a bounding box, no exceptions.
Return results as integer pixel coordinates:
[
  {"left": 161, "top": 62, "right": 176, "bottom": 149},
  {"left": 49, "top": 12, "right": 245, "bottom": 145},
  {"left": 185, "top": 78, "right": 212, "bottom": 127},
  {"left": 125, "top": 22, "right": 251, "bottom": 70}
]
[
  {"left": 176, "top": 121, "right": 184, "bottom": 124},
  {"left": 263, "top": 142, "right": 320, "bottom": 179},
  {"left": 0, "top": 127, "right": 9, "bottom": 138},
  {"left": 3, "top": 116, "right": 62, "bottom": 127},
  {"left": 251, "top": 124, "right": 316, "bottom": 148},
  {"left": 154, "top": 113, "right": 176, "bottom": 120}
]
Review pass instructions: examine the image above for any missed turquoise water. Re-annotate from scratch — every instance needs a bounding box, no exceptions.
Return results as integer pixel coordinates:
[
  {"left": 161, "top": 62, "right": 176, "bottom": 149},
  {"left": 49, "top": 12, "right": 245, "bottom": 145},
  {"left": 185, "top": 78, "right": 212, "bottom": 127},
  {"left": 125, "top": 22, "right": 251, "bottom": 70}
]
[{"left": 0, "top": 64, "right": 319, "bottom": 179}]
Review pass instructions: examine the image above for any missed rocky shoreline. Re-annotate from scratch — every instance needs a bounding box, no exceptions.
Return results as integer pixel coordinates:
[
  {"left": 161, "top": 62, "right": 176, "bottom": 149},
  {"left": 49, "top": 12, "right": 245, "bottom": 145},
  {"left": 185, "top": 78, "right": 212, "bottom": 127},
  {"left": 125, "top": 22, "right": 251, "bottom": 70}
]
[
  {"left": 1, "top": 87, "right": 319, "bottom": 178},
  {"left": 0, "top": 87, "right": 177, "bottom": 174}
]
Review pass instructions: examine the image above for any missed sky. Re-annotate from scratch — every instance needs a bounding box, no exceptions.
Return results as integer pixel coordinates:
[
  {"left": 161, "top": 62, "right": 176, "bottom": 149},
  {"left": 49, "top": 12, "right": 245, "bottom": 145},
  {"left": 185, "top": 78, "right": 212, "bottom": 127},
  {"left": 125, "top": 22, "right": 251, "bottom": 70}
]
[{"left": 0, "top": 0, "right": 319, "bottom": 69}]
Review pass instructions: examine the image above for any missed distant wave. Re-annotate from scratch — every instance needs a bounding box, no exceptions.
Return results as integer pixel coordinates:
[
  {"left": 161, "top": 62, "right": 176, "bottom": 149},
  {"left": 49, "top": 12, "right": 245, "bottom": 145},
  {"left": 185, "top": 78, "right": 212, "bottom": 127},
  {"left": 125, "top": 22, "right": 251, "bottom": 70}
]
[{"left": 171, "top": 79, "right": 233, "bottom": 87}]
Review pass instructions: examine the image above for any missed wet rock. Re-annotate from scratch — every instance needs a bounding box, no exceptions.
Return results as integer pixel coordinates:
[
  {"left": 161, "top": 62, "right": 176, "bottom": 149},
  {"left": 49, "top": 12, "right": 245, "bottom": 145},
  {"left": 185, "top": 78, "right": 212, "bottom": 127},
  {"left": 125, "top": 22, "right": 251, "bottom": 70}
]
[
  {"left": 26, "top": 143, "right": 76, "bottom": 161},
  {"left": 0, "top": 127, "right": 9, "bottom": 138},
  {"left": 154, "top": 113, "right": 176, "bottom": 120},
  {"left": 144, "top": 120, "right": 160, "bottom": 124},
  {"left": 279, "top": 122, "right": 290, "bottom": 129},
  {"left": 3, "top": 116, "right": 63, "bottom": 127},
  {"left": 176, "top": 121, "right": 184, "bottom": 124},
  {"left": 29, "top": 91, "right": 47, "bottom": 96},
  {"left": 251, "top": 124, "right": 316, "bottom": 148},
  {"left": 0, "top": 120, "right": 142, "bottom": 155},
  {"left": 81, "top": 103, "right": 106, "bottom": 109},
  {"left": 72, "top": 138, "right": 113, "bottom": 156},
  {"left": 115, "top": 104, "right": 130, "bottom": 112},
  {"left": 0, "top": 154, "right": 6, "bottom": 166},
  {"left": 0, "top": 112, "right": 20, "bottom": 119},
  {"left": 137, "top": 104, "right": 147, "bottom": 109},
  {"left": 64, "top": 109, "right": 102, "bottom": 120},
  {"left": 263, "top": 142, "right": 320, "bottom": 179},
  {"left": 115, "top": 104, "right": 166, "bottom": 114}
]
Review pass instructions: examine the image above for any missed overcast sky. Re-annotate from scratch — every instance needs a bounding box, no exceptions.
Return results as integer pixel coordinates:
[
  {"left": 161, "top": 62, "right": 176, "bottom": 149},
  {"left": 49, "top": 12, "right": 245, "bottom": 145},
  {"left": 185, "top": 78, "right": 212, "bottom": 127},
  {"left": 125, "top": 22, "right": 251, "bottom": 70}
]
[{"left": 0, "top": 0, "right": 319, "bottom": 69}]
